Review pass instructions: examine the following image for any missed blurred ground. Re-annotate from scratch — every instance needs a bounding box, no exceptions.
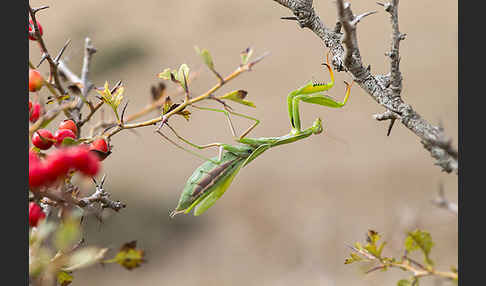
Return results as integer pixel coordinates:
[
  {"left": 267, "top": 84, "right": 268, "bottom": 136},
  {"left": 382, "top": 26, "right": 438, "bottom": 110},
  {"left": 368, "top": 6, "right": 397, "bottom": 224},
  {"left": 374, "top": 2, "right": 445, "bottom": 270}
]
[{"left": 30, "top": 0, "right": 457, "bottom": 285}]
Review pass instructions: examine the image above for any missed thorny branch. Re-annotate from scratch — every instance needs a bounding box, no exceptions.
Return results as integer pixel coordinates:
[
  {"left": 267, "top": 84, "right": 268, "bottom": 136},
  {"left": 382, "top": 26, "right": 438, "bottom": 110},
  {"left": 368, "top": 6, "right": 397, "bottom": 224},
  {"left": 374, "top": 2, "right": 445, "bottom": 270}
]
[
  {"left": 103, "top": 52, "right": 269, "bottom": 139},
  {"left": 29, "top": 5, "right": 70, "bottom": 118},
  {"left": 272, "top": 0, "right": 458, "bottom": 173},
  {"left": 70, "top": 38, "right": 97, "bottom": 123},
  {"left": 37, "top": 175, "right": 126, "bottom": 213}
]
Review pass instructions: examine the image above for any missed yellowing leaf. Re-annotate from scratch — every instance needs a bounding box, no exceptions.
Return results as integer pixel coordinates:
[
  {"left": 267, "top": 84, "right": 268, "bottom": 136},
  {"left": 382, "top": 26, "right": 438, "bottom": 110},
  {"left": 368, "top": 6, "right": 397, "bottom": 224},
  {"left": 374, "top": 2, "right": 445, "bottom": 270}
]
[
  {"left": 161, "top": 97, "right": 191, "bottom": 121},
  {"left": 397, "top": 279, "right": 412, "bottom": 286},
  {"left": 218, "top": 90, "right": 255, "bottom": 108},
  {"left": 104, "top": 241, "right": 145, "bottom": 270},
  {"left": 178, "top": 110, "right": 191, "bottom": 121},
  {"left": 162, "top": 96, "right": 173, "bottom": 115},
  {"left": 57, "top": 271, "right": 73, "bottom": 286},
  {"left": 344, "top": 252, "right": 363, "bottom": 264}
]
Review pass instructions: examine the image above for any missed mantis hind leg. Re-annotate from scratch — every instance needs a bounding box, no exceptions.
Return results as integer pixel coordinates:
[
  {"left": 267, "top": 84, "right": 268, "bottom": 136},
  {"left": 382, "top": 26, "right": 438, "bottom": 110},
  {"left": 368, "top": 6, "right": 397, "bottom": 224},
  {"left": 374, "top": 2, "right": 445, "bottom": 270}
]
[
  {"left": 192, "top": 105, "right": 260, "bottom": 140},
  {"left": 155, "top": 128, "right": 224, "bottom": 164}
]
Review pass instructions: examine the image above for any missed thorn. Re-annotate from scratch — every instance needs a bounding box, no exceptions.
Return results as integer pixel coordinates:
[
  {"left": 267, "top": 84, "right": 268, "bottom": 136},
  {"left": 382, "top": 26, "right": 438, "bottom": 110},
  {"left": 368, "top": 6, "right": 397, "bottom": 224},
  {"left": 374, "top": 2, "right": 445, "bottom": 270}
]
[
  {"left": 376, "top": 2, "right": 392, "bottom": 12},
  {"left": 248, "top": 51, "right": 270, "bottom": 69},
  {"left": 54, "top": 39, "right": 72, "bottom": 63},
  {"left": 110, "top": 80, "right": 123, "bottom": 94},
  {"left": 155, "top": 116, "right": 168, "bottom": 132},
  {"left": 32, "top": 5, "right": 50, "bottom": 14},
  {"left": 351, "top": 11, "right": 378, "bottom": 26},
  {"left": 101, "top": 174, "right": 107, "bottom": 187},
  {"left": 36, "top": 53, "right": 48, "bottom": 68},
  {"left": 387, "top": 118, "right": 396, "bottom": 136},
  {"left": 280, "top": 16, "right": 299, "bottom": 21},
  {"left": 120, "top": 100, "right": 129, "bottom": 125}
]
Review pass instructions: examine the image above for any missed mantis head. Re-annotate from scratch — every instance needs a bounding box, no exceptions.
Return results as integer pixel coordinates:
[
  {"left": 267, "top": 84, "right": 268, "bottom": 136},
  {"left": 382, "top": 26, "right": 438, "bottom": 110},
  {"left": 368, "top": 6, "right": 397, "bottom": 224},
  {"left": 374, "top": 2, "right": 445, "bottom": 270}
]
[{"left": 311, "top": 118, "right": 323, "bottom": 134}]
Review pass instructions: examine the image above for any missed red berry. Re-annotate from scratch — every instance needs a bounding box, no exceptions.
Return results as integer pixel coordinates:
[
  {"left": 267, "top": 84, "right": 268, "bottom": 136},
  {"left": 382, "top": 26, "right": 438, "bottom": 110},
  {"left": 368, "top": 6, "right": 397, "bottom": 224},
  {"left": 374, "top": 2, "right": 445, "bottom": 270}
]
[
  {"left": 58, "top": 119, "right": 78, "bottom": 136},
  {"left": 90, "top": 138, "right": 109, "bottom": 153},
  {"left": 29, "top": 202, "right": 46, "bottom": 227},
  {"left": 30, "top": 103, "right": 42, "bottom": 123},
  {"left": 29, "top": 150, "right": 40, "bottom": 165},
  {"left": 29, "top": 101, "right": 32, "bottom": 113},
  {"left": 68, "top": 146, "right": 90, "bottom": 169},
  {"left": 44, "top": 150, "right": 72, "bottom": 182},
  {"left": 29, "top": 160, "right": 47, "bottom": 188},
  {"left": 54, "top": 129, "right": 76, "bottom": 147},
  {"left": 29, "top": 69, "right": 44, "bottom": 92},
  {"left": 28, "top": 19, "right": 43, "bottom": 41},
  {"left": 69, "top": 146, "right": 100, "bottom": 176},
  {"left": 32, "top": 129, "right": 55, "bottom": 150},
  {"left": 81, "top": 152, "right": 100, "bottom": 176}
]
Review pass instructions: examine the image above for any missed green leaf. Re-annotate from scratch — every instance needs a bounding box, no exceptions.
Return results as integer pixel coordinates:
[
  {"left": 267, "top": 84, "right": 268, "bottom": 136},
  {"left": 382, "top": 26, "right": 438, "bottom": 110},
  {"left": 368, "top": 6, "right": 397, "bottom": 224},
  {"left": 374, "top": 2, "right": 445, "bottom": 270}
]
[
  {"left": 194, "top": 46, "right": 214, "bottom": 70},
  {"left": 240, "top": 47, "right": 253, "bottom": 65},
  {"left": 61, "top": 137, "right": 78, "bottom": 146},
  {"left": 404, "top": 229, "right": 434, "bottom": 266},
  {"left": 177, "top": 64, "right": 190, "bottom": 90},
  {"left": 57, "top": 271, "right": 73, "bottom": 286},
  {"left": 96, "top": 81, "right": 125, "bottom": 120},
  {"left": 158, "top": 68, "right": 174, "bottom": 80},
  {"left": 63, "top": 247, "right": 108, "bottom": 271},
  {"left": 218, "top": 90, "right": 255, "bottom": 108},
  {"left": 397, "top": 279, "right": 412, "bottom": 286},
  {"left": 31, "top": 146, "right": 41, "bottom": 153}
]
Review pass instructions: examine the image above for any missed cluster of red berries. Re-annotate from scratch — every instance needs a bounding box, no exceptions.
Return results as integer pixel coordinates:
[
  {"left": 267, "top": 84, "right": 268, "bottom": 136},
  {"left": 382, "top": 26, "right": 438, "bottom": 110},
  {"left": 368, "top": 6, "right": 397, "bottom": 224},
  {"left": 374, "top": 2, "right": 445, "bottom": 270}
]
[
  {"left": 31, "top": 120, "right": 110, "bottom": 157},
  {"left": 29, "top": 202, "right": 46, "bottom": 227},
  {"left": 32, "top": 120, "right": 78, "bottom": 150},
  {"left": 29, "top": 146, "right": 101, "bottom": 188}
]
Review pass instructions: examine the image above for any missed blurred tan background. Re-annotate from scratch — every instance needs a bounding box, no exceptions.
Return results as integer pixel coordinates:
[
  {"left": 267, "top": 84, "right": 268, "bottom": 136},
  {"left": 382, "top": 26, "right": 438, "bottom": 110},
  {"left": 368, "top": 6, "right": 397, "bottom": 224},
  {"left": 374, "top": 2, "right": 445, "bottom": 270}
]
[{"left": 30, "top": 0, "right": 457, "bottom": 285}]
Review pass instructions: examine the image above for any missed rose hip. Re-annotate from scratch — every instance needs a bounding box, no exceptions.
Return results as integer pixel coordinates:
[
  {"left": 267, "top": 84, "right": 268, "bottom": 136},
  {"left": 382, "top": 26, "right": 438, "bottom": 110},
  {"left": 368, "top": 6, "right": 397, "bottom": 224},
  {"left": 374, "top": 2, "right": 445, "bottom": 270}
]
[{"left": 32, "top": 129, "right": 55, "bottom": 150}]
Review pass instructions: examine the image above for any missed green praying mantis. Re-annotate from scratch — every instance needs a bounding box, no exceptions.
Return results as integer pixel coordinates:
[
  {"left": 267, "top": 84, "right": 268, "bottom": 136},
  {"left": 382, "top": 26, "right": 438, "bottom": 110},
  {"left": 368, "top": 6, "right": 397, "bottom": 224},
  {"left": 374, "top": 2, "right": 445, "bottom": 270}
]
[{"left": 156, "top": 52, "right": 352, "bottom": 217}]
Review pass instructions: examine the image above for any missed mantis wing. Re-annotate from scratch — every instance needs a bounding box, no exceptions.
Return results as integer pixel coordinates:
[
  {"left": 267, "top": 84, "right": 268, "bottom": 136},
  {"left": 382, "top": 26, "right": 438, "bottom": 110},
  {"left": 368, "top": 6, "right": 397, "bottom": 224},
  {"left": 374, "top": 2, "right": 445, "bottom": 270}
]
[{"left": 193, "top": 159, "right": 245, "bottom": 216}]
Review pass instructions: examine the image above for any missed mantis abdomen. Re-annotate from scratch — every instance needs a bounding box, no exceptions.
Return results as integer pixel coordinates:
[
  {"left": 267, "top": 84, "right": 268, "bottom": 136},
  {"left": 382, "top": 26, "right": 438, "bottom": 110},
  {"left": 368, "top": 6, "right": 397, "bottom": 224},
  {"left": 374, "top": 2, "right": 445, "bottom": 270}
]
[{"left": 171, "top": 151, "right": 247, "bottom": 217}]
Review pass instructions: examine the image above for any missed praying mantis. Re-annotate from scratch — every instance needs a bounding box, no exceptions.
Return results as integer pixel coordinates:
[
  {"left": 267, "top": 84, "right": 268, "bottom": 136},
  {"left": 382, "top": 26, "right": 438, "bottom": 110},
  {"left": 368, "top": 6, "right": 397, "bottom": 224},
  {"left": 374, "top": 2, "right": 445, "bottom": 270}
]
[{"left": 156, "top": 53, "right": 352, "bottom": 217}]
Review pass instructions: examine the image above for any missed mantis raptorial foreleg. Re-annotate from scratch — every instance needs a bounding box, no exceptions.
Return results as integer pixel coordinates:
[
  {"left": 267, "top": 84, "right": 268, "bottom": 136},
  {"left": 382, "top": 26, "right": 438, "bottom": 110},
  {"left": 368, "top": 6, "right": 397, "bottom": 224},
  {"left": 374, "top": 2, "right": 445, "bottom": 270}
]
[
  {"left": 291, "top": 81, "right": 352, "bottom": 130},
  {"left": 192, "top": 105, "right": 260, "bottom": 140}
]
